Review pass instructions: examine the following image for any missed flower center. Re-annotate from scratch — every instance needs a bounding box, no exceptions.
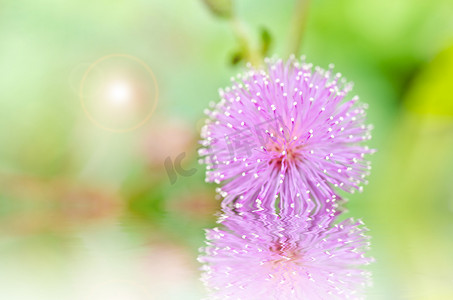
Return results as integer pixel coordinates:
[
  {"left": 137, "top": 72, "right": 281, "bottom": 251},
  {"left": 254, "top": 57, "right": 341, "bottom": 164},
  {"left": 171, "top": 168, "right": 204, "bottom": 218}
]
[
  {"left": 268, "top": 242, "right": 301, "bottom": 265},
  {"left": 266, "top": 142, "right": 303, "bottom": 167}
]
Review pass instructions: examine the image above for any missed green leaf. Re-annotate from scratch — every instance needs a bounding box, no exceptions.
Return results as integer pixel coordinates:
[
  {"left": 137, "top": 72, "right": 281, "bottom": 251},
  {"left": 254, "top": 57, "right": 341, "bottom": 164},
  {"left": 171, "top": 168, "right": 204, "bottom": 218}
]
[{"left": 404, "top": 44, "right": 453, "bottom": 116}]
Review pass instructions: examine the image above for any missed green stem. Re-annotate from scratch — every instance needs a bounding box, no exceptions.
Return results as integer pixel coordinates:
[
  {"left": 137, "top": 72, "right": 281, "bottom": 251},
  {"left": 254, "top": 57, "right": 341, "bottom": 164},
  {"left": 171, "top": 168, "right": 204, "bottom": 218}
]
[{"left": 287, "top": 0, "right": 310, "bottom": 57}]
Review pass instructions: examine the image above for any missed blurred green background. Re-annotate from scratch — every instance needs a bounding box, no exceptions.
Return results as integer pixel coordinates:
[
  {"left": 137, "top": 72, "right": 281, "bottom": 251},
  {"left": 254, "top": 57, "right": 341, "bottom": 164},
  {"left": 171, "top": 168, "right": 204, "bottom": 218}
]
[{"left": 1, "top": 0, "right": 453, "bottom": 299}]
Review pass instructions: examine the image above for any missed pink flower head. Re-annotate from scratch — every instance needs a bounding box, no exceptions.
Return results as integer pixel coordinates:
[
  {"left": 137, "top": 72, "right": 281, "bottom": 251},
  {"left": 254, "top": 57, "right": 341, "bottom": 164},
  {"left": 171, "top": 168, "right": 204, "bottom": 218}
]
[
  {"left": 199, "top": 209, "right": 373, "bottom": 300},
  {"left": 199, "top": 56, "right": 373, "bottom": 212}
]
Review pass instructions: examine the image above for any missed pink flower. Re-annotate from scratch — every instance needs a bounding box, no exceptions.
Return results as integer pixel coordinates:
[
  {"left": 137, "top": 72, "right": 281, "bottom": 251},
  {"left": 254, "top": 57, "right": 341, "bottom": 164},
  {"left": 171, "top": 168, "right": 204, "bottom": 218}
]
[
  {"left": 199, "top": 209, "right": 373, "bottom": 300},
  {"left": 200, "top": 56, "right": 373, "bottom": 212}
]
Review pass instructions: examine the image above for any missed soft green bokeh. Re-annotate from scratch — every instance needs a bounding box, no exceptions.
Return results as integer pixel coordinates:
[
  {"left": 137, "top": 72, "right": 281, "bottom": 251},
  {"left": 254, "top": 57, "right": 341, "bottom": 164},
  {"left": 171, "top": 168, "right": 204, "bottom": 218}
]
[{"left": 0, "top": 0, "right": 452, "bottom": 299}]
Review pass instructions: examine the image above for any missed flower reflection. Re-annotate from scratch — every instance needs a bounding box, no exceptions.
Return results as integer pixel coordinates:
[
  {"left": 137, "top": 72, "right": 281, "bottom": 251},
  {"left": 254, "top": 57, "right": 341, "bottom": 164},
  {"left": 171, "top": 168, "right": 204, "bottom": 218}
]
[{"left": 199, "top": 208, "right": 373, "bottom": 300}]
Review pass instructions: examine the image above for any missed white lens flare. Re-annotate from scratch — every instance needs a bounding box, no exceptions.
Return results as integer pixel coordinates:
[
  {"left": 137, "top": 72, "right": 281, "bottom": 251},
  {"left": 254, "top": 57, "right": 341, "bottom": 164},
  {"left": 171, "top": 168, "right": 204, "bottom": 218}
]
[{"left": 107, "top": 81, "right": 132, "bottom": 105}]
